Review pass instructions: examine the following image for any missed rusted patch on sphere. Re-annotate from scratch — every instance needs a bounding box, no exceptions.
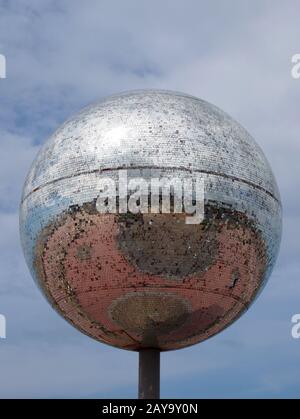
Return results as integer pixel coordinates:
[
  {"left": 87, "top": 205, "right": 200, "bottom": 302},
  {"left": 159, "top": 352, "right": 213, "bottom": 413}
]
[
  {"left": 109, "top": 291, "right": 191, "bottom": 347},
  {"left": 117, "top": 212, "right": 218, "bottom": 279}
]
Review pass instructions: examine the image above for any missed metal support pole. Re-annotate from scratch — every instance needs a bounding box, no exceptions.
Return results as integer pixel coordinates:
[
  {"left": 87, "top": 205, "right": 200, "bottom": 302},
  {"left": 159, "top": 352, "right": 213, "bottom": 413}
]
[{"left": 138, "top": 349, "right": 160, "bottom": 399}]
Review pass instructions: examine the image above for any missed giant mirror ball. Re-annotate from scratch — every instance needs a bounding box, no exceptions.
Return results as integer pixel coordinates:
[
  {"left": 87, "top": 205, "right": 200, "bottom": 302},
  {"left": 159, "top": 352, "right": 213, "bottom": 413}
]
[{"left": 20, "top": 90, "right": 282, "bottom": 351}]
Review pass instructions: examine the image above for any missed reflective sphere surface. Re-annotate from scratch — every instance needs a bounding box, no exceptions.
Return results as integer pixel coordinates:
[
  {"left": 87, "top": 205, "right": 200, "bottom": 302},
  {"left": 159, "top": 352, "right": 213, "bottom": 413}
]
[{"left": 20, "top": 90, "right": 281, "bottom": 351}]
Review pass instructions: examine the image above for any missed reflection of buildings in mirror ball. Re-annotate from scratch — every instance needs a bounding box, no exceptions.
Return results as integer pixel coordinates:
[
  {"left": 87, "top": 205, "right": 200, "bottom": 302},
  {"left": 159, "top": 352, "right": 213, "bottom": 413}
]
[{"left": 20, "top": 90, "right": 281, "bottom": 351}]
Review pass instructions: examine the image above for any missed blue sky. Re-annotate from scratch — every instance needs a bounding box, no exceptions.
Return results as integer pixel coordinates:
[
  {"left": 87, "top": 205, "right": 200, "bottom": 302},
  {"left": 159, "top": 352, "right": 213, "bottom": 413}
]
[{"left": 0, "top": 0, "right": 300, "bottom": 398}]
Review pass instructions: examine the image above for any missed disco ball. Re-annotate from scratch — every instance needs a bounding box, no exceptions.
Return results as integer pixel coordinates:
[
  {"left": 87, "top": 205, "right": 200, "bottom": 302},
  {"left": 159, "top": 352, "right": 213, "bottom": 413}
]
[{"left": 20, "top": 90, "right": 281, "bottom": 351}]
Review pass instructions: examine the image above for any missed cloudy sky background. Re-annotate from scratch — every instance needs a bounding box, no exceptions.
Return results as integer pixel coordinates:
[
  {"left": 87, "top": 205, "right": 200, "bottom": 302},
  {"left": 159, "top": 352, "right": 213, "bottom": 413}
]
[{"left": 0, "top": 0, "right": 299, "bottom": 398}]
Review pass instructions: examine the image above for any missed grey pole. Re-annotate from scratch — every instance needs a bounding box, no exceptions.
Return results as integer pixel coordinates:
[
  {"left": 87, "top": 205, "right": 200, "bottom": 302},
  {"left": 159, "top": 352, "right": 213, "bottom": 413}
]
[{"left": 138, "top": 349, "right": 160, "bottom": 399}]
